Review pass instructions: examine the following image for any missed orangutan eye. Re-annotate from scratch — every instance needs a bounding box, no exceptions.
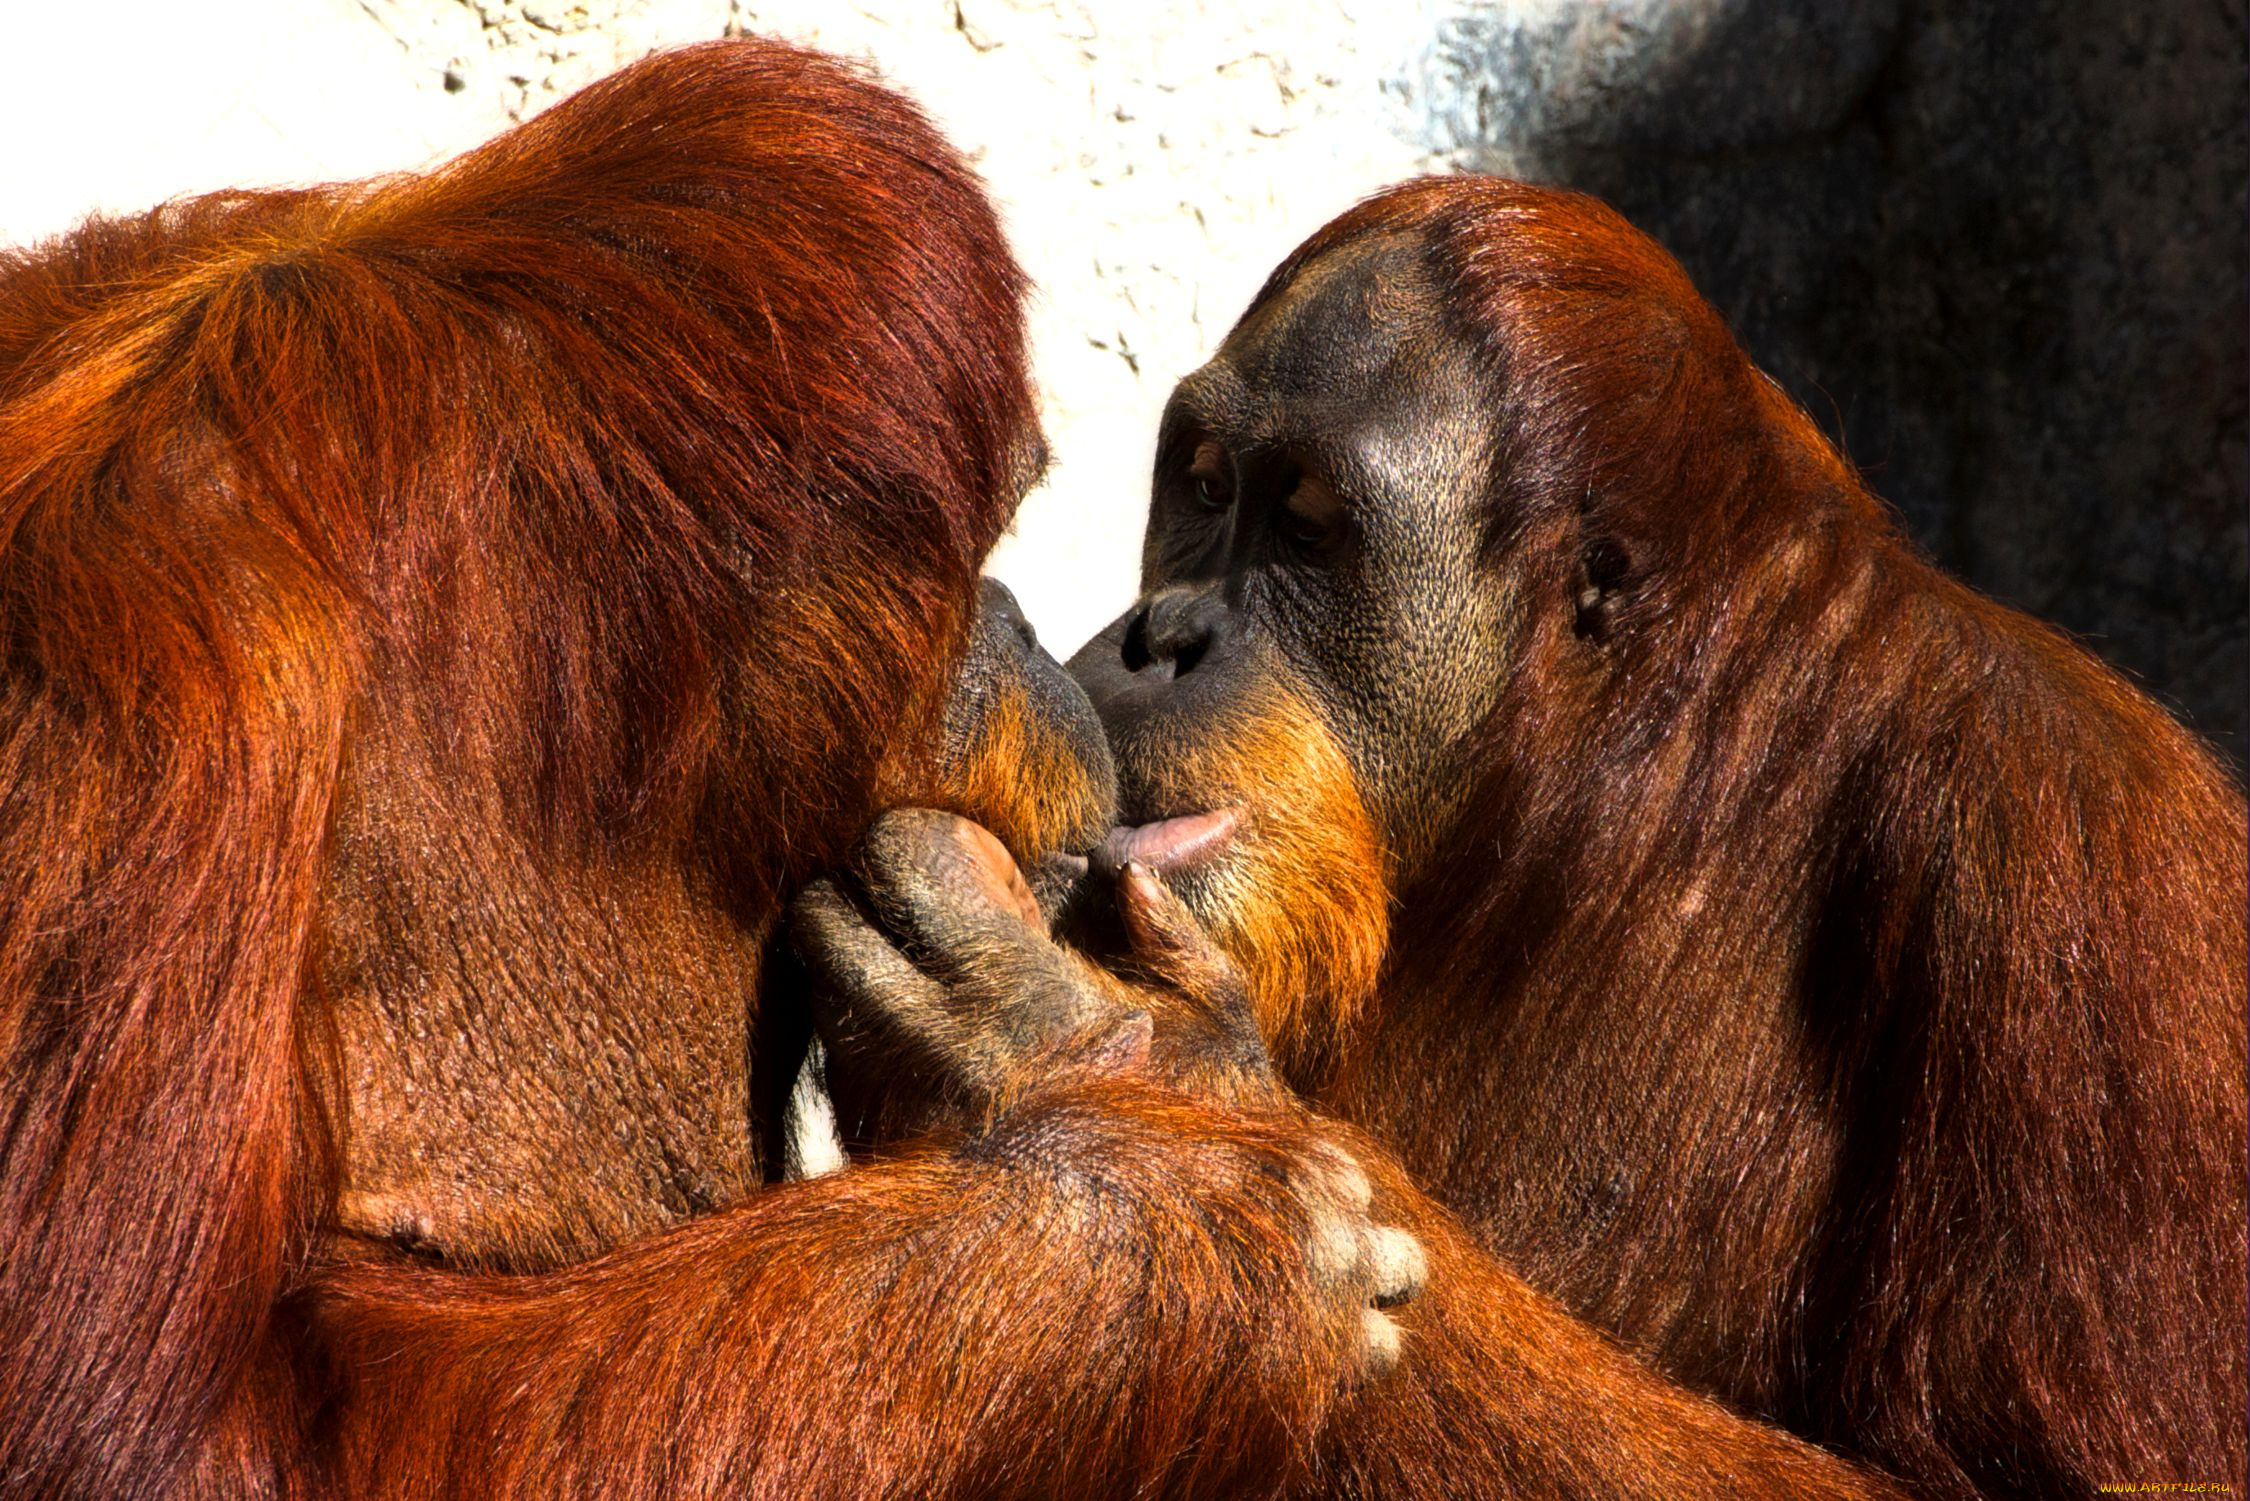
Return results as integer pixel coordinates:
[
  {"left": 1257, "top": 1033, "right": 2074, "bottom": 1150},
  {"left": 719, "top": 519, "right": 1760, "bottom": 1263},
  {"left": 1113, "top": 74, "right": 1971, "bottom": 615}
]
[
  {"left": 1187, "top": 441, "right": 1233, "bottom": 512},
  {"left": 1279, "top": 502, "right": 1329, "bottom": 547},
  {"left": 1276, "top": 471, "right": 1347, "bottom": 556}
]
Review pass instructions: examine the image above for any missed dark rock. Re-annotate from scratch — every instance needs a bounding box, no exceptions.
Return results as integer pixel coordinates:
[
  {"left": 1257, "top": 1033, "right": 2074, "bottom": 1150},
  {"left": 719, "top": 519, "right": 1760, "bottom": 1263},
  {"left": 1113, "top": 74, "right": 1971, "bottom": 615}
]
[{"left": 1417, "top": 0, "right": 2247, "bottom": 761}]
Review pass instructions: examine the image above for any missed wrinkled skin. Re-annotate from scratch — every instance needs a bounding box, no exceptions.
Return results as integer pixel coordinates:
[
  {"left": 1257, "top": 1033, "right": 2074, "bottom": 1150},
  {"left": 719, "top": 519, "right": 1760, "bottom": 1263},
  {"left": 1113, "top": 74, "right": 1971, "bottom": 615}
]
[
  {"left": 1089, "top": 232, "right": 1511, "bottom": 862},
  {"left": 787, "top": 203, "right": 1966, "bottom": 1497},
  {"left": 1054, "top": 183, "right": 2246, "bottom": 1501},
  {"left": 1059, "top": 233, "right": 1521, "bottom": 1079}
]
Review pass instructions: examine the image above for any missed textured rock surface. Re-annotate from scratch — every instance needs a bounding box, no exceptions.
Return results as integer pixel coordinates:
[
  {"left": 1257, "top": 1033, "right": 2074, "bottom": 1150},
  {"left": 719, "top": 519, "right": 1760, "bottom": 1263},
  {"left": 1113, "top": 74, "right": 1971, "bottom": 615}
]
[{"left": 1422, "top": 0, "right": 2247, "bottom": 757}]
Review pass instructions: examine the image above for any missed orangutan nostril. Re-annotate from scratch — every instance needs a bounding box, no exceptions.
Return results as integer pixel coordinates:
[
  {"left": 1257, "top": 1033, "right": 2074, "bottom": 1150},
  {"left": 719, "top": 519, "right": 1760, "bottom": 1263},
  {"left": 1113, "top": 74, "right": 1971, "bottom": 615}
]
[
  {"left": 1120, "top": 607, "right": 1158, "bottom": 675},
  {"left": 1126, "top": 590, "right": 1224, "bottom": 679}
]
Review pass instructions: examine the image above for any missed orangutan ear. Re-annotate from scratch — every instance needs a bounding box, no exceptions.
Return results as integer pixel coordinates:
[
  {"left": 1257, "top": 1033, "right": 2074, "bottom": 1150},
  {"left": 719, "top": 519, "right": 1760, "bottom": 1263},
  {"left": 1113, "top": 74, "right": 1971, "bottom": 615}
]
[{"left": 1573, "top": 532, "right": 1635, "bottom": 643}]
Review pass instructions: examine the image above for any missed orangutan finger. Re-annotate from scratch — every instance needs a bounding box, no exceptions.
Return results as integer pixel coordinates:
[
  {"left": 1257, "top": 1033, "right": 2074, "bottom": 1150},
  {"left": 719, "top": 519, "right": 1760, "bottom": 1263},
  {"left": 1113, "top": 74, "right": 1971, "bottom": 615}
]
[
  {"left": 849, "top": 810, "right": 1105, "bottom": 1040},
  {"left": 1113, "top": 861, "right": 1265, "bottom": 1060},
  {"left": 787, "top": 877, "right": 1003, "bottom": 1083},
  {"left": 854, "top": 809, "right": 1042, "bottom": 934},
  {"left": 1051, "top": 1009, "right": 1155, "bottom": 1076},
  {"left": 1287, "top": 1138, "right": 1425, "bottom": 1380}
]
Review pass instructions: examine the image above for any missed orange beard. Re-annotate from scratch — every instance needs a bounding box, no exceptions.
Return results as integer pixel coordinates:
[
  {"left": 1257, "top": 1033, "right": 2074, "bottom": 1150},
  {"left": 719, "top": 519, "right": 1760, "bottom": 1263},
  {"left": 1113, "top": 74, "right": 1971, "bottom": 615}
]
[{"left": 1111, "top": 678, "right": 1391, "bottom": 1086}]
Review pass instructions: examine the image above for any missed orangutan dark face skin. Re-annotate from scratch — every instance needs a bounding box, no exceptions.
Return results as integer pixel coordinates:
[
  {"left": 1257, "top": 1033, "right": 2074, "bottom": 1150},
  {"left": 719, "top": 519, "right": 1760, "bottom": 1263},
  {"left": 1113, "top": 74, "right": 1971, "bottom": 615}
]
[
  {"left": 804, "top": 234, "right": 1526, "bottom": 1093},
  {"left": 1077, "top": 231, "right": 1508, "bottom": 859},
  {"left": 1060, "top": 231, "right": 1521, "bottom": 1069},
  {"left": 935, "top": 578, "right": 1118, "bottom": 873}
]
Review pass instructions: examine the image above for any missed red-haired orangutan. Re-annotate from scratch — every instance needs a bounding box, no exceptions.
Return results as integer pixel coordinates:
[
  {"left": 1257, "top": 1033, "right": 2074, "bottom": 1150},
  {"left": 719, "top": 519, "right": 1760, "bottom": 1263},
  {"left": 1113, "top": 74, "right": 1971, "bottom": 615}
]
[
  {"left": 0, "top": 40, "right": 1431, "bottom": 1501},
  {"left": 1064, "top": 178, "right": 2249, "bottom": 1498},
  {"left": 831, "top": 178, "right": 2243, "bottom": 1498}
]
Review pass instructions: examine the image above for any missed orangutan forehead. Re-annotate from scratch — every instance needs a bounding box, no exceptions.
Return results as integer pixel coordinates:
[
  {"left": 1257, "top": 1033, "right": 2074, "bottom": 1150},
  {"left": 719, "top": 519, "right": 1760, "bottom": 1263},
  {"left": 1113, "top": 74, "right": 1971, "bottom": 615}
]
[
  {"left": 1211, "top": 228, "right": 1457, "bottom": 402},
  {"left": 1166, "top": 227, "right": 1489, "bottom": 514}
]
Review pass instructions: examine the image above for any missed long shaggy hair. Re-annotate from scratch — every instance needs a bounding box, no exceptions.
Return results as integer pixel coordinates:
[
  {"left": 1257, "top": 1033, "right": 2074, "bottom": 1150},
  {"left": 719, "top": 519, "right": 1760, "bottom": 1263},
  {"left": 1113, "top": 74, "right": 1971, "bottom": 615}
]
[
  {"left": 1253, "top": 178, "right": 2246, "bottom": 1498},
  {"left": 0, "top": 40, "right": 1033, "bottom": 1498}
]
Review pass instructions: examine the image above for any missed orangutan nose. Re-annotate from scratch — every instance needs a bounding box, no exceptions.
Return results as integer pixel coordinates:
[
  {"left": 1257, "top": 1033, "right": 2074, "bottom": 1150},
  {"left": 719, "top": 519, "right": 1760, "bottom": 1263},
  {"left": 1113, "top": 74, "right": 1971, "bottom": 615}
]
[{"left": 1118, "top": 585, "right": 1234, "bottom": 681}]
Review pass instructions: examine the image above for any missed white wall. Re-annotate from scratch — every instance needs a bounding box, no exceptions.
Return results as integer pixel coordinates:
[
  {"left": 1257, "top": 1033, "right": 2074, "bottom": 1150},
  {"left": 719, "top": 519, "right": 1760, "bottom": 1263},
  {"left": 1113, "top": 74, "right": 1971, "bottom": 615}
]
[{"left": 0, "top": 0, "right": 1450, "bottom": 657}]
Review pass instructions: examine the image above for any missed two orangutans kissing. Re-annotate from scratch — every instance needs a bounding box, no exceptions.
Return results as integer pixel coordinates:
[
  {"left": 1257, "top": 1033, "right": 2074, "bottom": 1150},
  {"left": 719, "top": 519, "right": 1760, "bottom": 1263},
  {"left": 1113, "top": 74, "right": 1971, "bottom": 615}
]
[{"left": 1, "top": 36, "right": 2240, "bottom": 1501}]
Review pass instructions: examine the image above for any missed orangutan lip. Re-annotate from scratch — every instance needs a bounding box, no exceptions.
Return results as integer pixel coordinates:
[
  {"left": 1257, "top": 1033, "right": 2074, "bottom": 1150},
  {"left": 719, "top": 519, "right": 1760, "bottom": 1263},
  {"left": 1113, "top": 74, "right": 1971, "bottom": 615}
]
[{"left": 1095, "top": 808, "right": 1241, "bottom": 877}]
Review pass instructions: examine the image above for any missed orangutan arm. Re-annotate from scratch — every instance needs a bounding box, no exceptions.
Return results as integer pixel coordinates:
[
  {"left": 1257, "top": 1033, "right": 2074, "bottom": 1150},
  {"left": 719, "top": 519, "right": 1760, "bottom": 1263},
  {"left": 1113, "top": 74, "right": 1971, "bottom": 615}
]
[
  {"left": 795, "top": 812, "right": 1907, "bottom": 1500},
  {"left": 1299, "top": 1165, "right": 1912, "bottom": 1501},
  {"left": 308, "top": 1073, "right": 1416, "bottom": 1501}
]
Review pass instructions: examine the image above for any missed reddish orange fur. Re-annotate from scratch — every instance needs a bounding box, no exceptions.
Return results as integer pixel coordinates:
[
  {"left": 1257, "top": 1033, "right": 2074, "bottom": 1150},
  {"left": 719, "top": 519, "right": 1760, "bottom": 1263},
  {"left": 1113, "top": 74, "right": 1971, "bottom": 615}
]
[
  {"left": 1103, "top": 671, "right": 1390, "bottom": 1080},
  {"left": 937, "top": 681, "right": 1108, "bottom": 864},
  {"left": 0, "top": 41, "right": 1380, "bottom": 1500},
  {"left": 1310, "top": 1150, "right": 1907, "bottom": 1498},
  {"left": 309, "top": 1079, "right": 1364, "bottom": 1501},
  {"left": 1175, "top": 179, "right": 2246, "bottom": 1498}
]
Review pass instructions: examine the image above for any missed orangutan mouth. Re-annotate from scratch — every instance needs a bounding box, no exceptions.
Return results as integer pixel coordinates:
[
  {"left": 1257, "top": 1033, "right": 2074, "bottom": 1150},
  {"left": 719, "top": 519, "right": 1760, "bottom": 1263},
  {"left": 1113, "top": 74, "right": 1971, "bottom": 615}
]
[{"left": 1094, "top": 808, "right": 1241, "bottom": 877}]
